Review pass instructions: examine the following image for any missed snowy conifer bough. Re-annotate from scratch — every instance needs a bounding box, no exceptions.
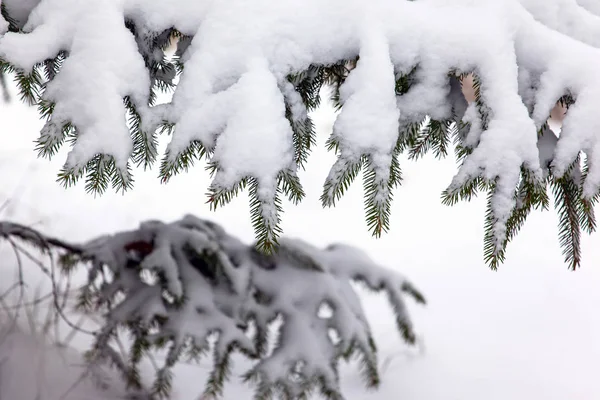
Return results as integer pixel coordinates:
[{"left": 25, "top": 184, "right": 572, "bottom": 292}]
[
  {"left": 2, "top": 0, "right": 600, "bottom": 268},
  {"left": 0, "top": 216, "right": 425, "bottom": 399}
]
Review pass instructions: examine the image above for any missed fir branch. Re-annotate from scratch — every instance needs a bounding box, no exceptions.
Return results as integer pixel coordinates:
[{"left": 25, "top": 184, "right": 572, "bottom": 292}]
[
  {"left": 289, "top": 114, "right": 316, "bottom": 170},
  {"left": 208, "top": 172, "right": 287, "bottom": 253},
  {"left": 482, "top": 185, "right": 504, "bottom": 270},
  {"left": 362, "top": 154, "right": 402, "bottom": 237},
  {"left": 58, "top": 154, "right": 134, "bottom": 195},
  {"left": 14, "top": 65, "right": 43, "bottom": 105},
  {"left": 159, "top": 135, "right": 209, "bottom": 184},
  {"left": 152, "top": 368, "right": 174, "bottom": 399},
  {"left": 207, "top": 177, "right": 248, "bottom": 210},
  {"left": 202, "top": 343, "right": 235, "bottom": 399},
  {"left": 35, "top": 119, "right": 75, "bottom": 159},
  {"left": 395, "top": 66, "right": 418, "bottom": 96},
  {"left": 124, "top": 21, "right": 178, "bottom": 106},
  {"left": 551, "top": 170, "right": 583, "bottom": 270},
  {"left": 441, "top": 177, "right": 486, "bottom": 206},
  {"left": 283, "top": 75, "right": 317, "bottom": 170},
  {"left": 484, "top": 168, "right": 549, "bottom": 269},
  {"left": 395, "top": 121, "right": 424, "bottom": 154},
  {"left": 278, "top": 170, "right": 305, "bottom": 205},
  {"left": 85, "top": 155, "right": 112, "bottom": 194},
  {"left": 317, "top": 377, "right": 344, "bottom": 400},
  {"left": 321, "top": 155, "right": 364, "bottom": 208},
  {"left": 43, "top": 51, "right": 66, "bottom": 82},
  {"left": 355, "top": 343, "right": 380, "bottom": 389},
  {"left": 0, "top": 3, "right": 20, "bottom": 32},
  {"left": 322, "top": 58, "right": 358, "bottom": 110},
  {"left": 288, "top": 64, "right": 325, "bottom": 111},
  {"left": 407, "top": 119, "right": 452, "bottom": 160},
  {"left": 124, "top": 96, "right": 158, "bottom": 170},
  {"left": 580, "top": 157, "right": 598, "bottom": 234},
  {"left": 558, "top": 93, "right": 575, "bottom": 109},
  {"left": 471, "top": 72, "right": 490, "bottom": 131},
  {"left": 249, "top": 177, "right": 284, "bottom": 254}
]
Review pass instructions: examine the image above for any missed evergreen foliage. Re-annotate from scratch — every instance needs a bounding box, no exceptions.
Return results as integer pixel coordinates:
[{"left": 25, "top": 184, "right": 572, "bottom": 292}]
[
  {"left": 0, "top": 0, "right": 599, "bottom": 268},
  {"left": 0, "top": 216, "right": 425, "bottom": 399}
]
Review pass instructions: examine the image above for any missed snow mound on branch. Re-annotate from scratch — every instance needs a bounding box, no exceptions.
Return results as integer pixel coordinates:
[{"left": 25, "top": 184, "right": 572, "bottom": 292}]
[{"left": 79, "top": 214, "right": 424, "bottom": 398}]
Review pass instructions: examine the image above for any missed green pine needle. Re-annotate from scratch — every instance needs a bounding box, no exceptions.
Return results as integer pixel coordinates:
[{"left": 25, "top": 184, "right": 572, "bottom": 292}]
[
  {"left": 207, "top": 178, "right": 248, "bottom": 210},
  {"left": 278, "top": 170, "right": 305, "bottom": 204},
  {"left": 57, "top": 154, "right": 134, "bottom": 195},
  {"left": 395, "top": 121, "right": 423, "bottom": 154},
  {"left": 362, "top": 154, "right": 402, "bottom": 237},
  {"left": 159, "top": 137, "right": 209, "bottom": 184},
  {"left": 551, "top": 168, "right": 584, "bottom": 270},
  {"left": 321, "top": 156, "right": 364, "bottom": 208},
  {"left": 1, "top": 3, "right": 20, "bottom": 32},
  {"left": 152, "top": 368, "right": 174, "bottom": 399},
  {"left": 407, "top": 119, "right": 452, "bottom": 160},
  {"left": 124, "top": 96, "right": 159, "bottom": 170},
  {"left": 203, "top": 344, "right": 234, "bottom": 399},
  {"left": 395, "top": 66, "right": 418, "bottom": 96},
  {"left": 580, "top": 157, "right": 599, "bottom": 234},
  {"left": 14, "top": 65, "right": 43, "bottom": 105},
  {"left": 484, "top": 168, "right": 550, "bottom": 269},
  {"left": 441, "top": 177, "right": 485, "bottom": 206},
  {"left": 249, "top": 177, "right": 283, "bottom": 254}
]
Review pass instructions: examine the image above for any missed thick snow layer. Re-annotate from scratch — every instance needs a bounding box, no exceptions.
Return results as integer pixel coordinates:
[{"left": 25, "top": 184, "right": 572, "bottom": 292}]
[{"left": 4, "top": 0, "right": 600, "bottom": 249}]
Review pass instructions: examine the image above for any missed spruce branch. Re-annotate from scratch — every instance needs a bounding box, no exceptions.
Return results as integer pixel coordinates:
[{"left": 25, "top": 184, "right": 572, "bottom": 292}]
[
  {"left": 57, "top": 154, "right": 134, "bottom": 195},
  {"left": 484, "top": 168, "right": 549, "bottom": 269},
  {"left": 363, "top": 154, "right": 402, "bottom": 237},
  {"left": 395, "top": 122, "right": 425, "bottom": 155},
  {"left": 248, "top": 177, "right": 283, "bottom": 254},
  {"left": 43, "top": 51, "right": 66, "bottom": 83},
  {"left": 0, "top": 216, "right": 423, "bottom": 400},
  {"left": 6, "top": 0, "right": 600, "bottom": 270},
  {"left": 395, "top": 66, "right": 418, "bottom": 96},
  {"left": 321, "top": 155, "right": 364, "bottom": 208},
  {"left": 552, "top": 172, "right": 582, "bottom": 270},
  {"left": 36, "top": 117, "right": 75, "bottom": 159},
  {"left": 407, "top": 119, "right": 452, "bottom": 160},
  {"left": 287, "top": 64, "right": 325, "bottom": 111},
  {"left": 14, "top": 64, "right": 43, "bottom": 105},
  {"left": 550, "top": 158, "right": 588, "bottom": 270},
  {"left": 202, "top": 343, "right": 235, "bottom": 399},
  {"left": 441, "top": 177, "right": 486, "bottom": 206},
  {"left": 580, "top": 157, "right": 599, "bottom": 234},
  {"left": 207, "top": 177, "right": 248, "bottom": 210},
  {"left": 0, "top": 3, "right": 19, "bottom": 33},
  {"left": 125, "top": 96, "right": 159, "bottom": 170},
  {"left": 159, "top": 134, "right": 209, "bottom": 184}
]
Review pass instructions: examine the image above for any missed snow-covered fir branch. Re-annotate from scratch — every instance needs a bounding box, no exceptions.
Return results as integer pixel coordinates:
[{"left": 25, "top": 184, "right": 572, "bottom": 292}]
[
  {"left": 0, "top": 0, "right": 599, "bottom": 266},
  {"left": 0, "top": 215, "right": 425, "bottom": 399}
]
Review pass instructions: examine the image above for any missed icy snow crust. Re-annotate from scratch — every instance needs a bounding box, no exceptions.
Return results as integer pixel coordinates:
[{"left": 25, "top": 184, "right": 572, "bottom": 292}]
[
  {"left": 3, "top": 0, "right": 600, "bottom": 249},
  {"left": 81, "top": 215, "right": 424, "bottom": 397}
]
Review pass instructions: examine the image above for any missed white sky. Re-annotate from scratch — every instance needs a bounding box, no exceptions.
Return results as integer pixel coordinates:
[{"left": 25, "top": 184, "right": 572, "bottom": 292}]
[{"left": 0, "top": 88, "right": 599, "bottom": 399}]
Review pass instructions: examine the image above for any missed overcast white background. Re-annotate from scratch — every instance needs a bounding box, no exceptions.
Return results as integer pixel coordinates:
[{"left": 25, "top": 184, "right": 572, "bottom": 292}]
[{"left": 0, "top": 88, "right": 599, "bottom": 399}]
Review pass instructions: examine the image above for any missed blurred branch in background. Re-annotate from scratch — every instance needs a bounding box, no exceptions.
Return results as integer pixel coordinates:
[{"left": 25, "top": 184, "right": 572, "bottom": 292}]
[{"left": 0, "top": 220, "right": 146, "bottom": 399}]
